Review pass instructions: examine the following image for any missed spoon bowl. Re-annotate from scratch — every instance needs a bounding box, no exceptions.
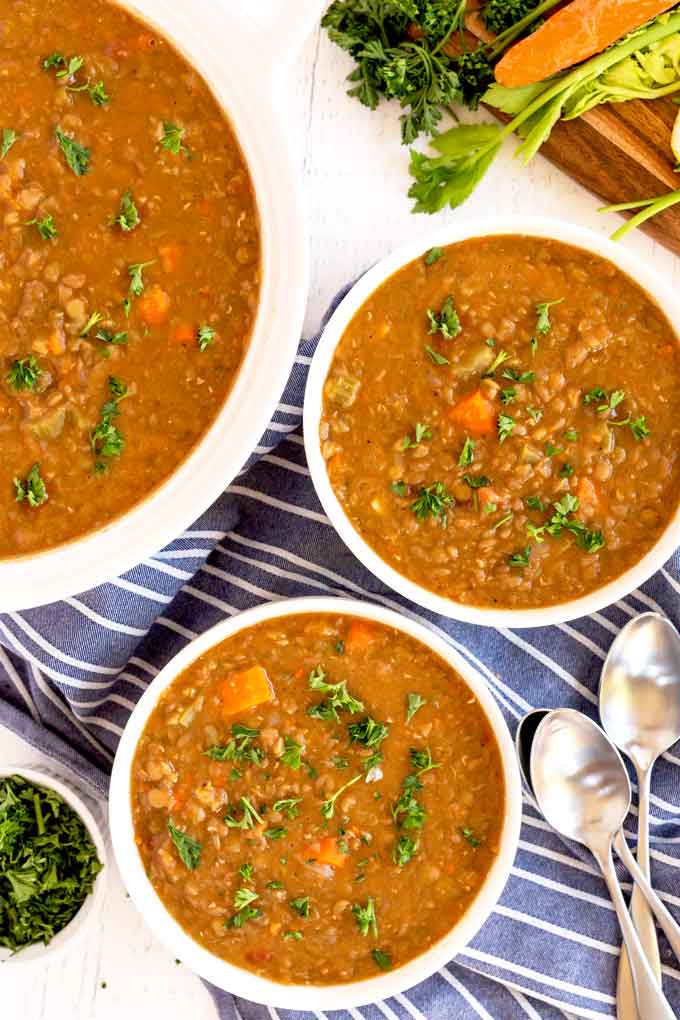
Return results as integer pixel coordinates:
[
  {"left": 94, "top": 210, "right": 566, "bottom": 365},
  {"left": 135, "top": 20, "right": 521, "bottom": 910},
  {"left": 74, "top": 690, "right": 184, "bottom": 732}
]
[
  {"left": 515, "top": 708, "right": 548, "bottom": 795},
  {"left": 531, "top": 709, "right": 631, "bottom": 847},
  {"left": 600, "top": 612, "right": 680, "bottom": 771}
]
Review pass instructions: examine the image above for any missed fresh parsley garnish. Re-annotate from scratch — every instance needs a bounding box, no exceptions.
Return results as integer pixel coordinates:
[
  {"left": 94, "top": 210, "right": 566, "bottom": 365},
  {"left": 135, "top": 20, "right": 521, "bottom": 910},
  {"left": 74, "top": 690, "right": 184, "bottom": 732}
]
[
  {"left": 95, "top": 329, "right": 128, "bottom": 346},
  {"left": 390, "top": 480, "right": 408, "bottom": 498},
  {"left": 167, "top": 821, "right": 201, "bottom": 870},
  {"left": 352, "top": 897, "right": 378, "bottom": 937},
  {"left": 411, "top": 481, "right": 454, "bottom": 526},
  {"left": 372, "top": 948, "right": 392, "bottom": 971},
  {"left": 348, "top": 716, "right": 389, "bottom": 749},
  {"left": 197, "top": 325, "right": 216, "bottom": 352},
  {"left": 461, "top": 826, "right": 482, "bottom": 848},
  {"left": 227, "top": 887, "right": 261, "bottom": 928},
  {"left": 424, "top": 345, "right": 449, "bottom": 365},
  {"left": 458, "top": 436, "right": 475, "bottom": 467},
  {"left": 401, "top": 422, "right": 432, "bottom": 449},
  {"left": 307, "top": 664, "right": 364, "bottom": 722},
  {"left": 393, "top": 834, "right": 419, "bottom": 867},
  {"left": 25, "top": 214, "right": 57, "bottom": 240},
  {"left": 124, "top": 260, "right": 155, "bottom": 315},
  {"left": 500, "top": 387, "right": 516, "bottom": 404},
  {"left": 526, "top": 495, "right": 545, "bottom": 512},
  {"left": 113, "top": 190, "right": 140, "bottom": 232},
  {"left": 91, "top": 376, "right": 128, "bottom": 472},
  {"left": 409, "top": 747, "right": 440, "bottom": 776},
  {"left": 205, "top": 724, "right": 263, "bottom": 766},
  {"left": 160, "top": 121, "right": 188, "bottom": 156},
  {"left": 320, "top": 774, "right": 362, "bottom": 819},
  {"left": 563, "top": 428, "right": 578, "bottom": 442},
  {"left": 424, "top": 246, "right": 443, "bottom": 265},
  {"left": 55, "top": 127, "right": 90, "bottom": 176},
  {"left": 7, "top": 355, "right": 42, "bottom": 391},
  {"left": 280, "top": 736, "right": 303, "bottom": 769},
  {"left": 264, "top": 827, "right": 287, "bottom": 840},
  {"left": 0, "top": 128, "right": 17, "bottom": 160},
  {"left": 224, "top": 797, "right": 263, "bottom": 830},
  {"left": 289, "top": 896, "right": 310, "bottom": 918},
  {"left": 535, "top": 299, "right": 563, "bottom": 336},
  {"left": 527, "top": 406, "right": 543, "bottom": 422},
  {"left": 273, "top": 798, "right": 302, "bottom": 820},
  {"left": 497, "top": 413, "right": 514, "bottom": 443},
  {"left": 483, "top": 348, "right": 510, "bottom": 377},
  {"left": 392, "top": 773, "right": 426, "bottom": 831},
  {"left": 493, "top": 512, "right": 513, "bottom": 530},
  {"left": 544, "top": 442, "right": 563, "bottom": 457},
  {"left": 463, "top": 473, "right": 490, "bottom": 489},
  {"left": 406, "top": 692, "right": 426, "bottom": 723},
  {"left": 502, "top": 366, "right": 534, "bottom": 383},
  {"left": 238, "top": 862, "right": 254, "bottom": 881},
  {"left": 283, "top": 930, "right": 303, "bottom": 941},
  {"left": 332, "top": 755, "right": 349, "bottom": 769},
  {"left": 526, "top": 495, "right": 605, "bottom": 554},
  {"left": 427, "top": 295, "right": 460, "bottom": 339},
  {"left": 14, "top": 464, "right": 48, "bottom": 508},
  {"left": 80, "top": 311, "right": 103, "bottom": 337},
  {"left": 559, "top": 463, "right": 574, "bottom": 478},
  {"left": 508, "top": 547, "right": 531, "bottom": 568}
]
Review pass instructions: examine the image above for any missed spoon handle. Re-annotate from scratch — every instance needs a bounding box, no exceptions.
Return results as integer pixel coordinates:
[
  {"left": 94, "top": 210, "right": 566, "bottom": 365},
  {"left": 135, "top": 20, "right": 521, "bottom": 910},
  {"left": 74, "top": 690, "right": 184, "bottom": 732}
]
[
  {"left": 596, "top": 843, "right": 675, "bottom": 1020},
  {"left": 614, "top": 829, "right": 680, "bottom": 961},
  {"left": 616, "top": 767, "right": 662, "bottom": 1020}
]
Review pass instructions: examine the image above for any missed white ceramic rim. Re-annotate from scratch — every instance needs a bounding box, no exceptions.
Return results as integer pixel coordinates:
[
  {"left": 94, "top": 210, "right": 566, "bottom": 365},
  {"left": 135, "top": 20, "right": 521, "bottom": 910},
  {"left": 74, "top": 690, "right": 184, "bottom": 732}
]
[
  {"left": 0, "top": 764, "right": 107, "bottom": 967},
  {"left": 109, "top": 595, "right": 522, "bottom": 1010},
  {"left": 303, "top": 215, "right": 680, "bottom": 628},
  {"left": 0, "top": 0, "right": 317, "bottom": 611}
]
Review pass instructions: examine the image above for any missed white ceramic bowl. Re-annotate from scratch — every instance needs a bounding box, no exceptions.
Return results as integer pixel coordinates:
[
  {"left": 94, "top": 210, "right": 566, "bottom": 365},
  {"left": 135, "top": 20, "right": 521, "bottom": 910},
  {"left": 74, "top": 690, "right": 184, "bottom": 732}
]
[
  {"left": 0, "top": 765, "right": 107, "bottom": 967},
  {"left": 109, "top": 596, "right": 521, "bottom": 1010},
  {"left": 0, "top": 0, "right": 326, "bottom": 611},
  {"left": 304, "top": 216, "right": 680, "bottom": 628}
]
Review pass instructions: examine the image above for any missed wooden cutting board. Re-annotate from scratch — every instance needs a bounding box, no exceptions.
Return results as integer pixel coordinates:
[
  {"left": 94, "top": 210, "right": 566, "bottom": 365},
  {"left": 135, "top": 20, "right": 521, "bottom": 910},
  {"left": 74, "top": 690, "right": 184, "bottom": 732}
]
[{"left": 455, "top": 24, "right": 680, "bottom": 254}]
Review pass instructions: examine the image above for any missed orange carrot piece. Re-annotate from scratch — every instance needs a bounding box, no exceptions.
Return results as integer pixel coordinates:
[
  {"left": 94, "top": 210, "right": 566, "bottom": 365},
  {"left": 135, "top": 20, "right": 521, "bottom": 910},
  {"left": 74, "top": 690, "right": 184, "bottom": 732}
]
[
  {"left": 169, "top": 322, "right": 196, "bottom": 345},
  {"left": 345, "top": 619, "right": 378, "bottom": 652},
  {"left": 220, "top": 665, "right": 273, "bottom": 720},
  {"left": 137, "top": 285, "right": 171, "bottom": 326},
  {"left": 495, "top": 0, "right": 678, "bottom": 88},
  {"left": 576, "top": 476, "right": 600, "bottom": 513},
  {"left": 449, "top": 390, "right": 497, "bottom": 436},
  {"left": 306, "top": 836, "right": 348, "bottom": 869},
  {"left": 159, "top": 241, "right": 182, "bottom": 273}
]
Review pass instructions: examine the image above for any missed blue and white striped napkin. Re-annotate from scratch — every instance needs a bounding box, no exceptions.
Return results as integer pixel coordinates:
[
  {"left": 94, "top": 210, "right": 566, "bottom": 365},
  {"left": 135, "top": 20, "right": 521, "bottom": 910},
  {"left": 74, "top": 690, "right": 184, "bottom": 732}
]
[{"left": 2, "top": 290, "right": 680, "bottom": 1020}]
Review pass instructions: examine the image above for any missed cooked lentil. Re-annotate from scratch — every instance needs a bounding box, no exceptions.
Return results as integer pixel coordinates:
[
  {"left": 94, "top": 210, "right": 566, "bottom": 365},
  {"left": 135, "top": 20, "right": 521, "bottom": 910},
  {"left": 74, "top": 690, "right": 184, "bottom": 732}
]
[
  {"left": 131, "top": 613, "right": 505, "bottom": 984},
  {"left": 320, "top": 236, "right": 680, "bottom": 609},
  {"left": 0, "top": 0, "right": 260, "bottom": 557}
]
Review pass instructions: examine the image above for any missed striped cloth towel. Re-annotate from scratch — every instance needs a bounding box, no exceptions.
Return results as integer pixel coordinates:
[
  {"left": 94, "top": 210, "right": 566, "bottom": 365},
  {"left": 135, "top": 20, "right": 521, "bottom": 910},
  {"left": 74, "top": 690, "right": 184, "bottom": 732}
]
[{"left": 2, "top": 291, "right": 680, "bottom": 1020}]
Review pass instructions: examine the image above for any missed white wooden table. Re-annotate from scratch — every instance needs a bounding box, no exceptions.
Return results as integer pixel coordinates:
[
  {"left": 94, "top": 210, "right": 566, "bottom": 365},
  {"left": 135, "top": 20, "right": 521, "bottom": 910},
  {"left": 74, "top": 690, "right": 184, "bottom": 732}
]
[{"left": 4, "top": 4, "right": 680, "bottom": 1018}]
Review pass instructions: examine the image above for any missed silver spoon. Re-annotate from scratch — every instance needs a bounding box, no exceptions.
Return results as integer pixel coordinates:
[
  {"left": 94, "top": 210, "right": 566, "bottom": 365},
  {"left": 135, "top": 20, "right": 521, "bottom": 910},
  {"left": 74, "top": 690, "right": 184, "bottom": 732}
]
[
  {"left": 530, "top": 709, "right": 679, "bottom": 1020},
  {"left": 600, "top": 612, "right": 680, "bottom": 1019}
]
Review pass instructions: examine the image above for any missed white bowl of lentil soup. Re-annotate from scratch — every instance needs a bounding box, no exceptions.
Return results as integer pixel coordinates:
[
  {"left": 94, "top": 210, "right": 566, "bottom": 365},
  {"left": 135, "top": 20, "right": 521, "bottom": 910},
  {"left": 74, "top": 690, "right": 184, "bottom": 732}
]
[
  {"left": 0, "top": 0, "right": 316, "bottom": 609},
  {"left": 109, "top": 597, "right": 521, "bottom": 1009},
  {"left": 304, "top": 217, "right": 680, "bottom": 628}
]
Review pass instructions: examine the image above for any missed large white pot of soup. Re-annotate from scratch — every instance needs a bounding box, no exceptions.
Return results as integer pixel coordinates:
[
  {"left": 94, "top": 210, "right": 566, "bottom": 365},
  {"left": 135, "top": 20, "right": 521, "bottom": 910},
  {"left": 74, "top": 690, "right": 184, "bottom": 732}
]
[{"left": 0, "top": 0, "right": 323, "bottom": 609}]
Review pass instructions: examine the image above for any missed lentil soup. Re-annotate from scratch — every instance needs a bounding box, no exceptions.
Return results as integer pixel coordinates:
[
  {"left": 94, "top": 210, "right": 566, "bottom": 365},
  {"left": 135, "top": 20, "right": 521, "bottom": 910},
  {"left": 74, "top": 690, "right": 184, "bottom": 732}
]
[
  {"left": 131, "top": 613, "right": 505, "bottom": 984},
  {"left": 0, "top": 0, "right": 260, "bottom": 557},
  {"left": 320, "top": 236, "right": 680, "bottom": 609}
]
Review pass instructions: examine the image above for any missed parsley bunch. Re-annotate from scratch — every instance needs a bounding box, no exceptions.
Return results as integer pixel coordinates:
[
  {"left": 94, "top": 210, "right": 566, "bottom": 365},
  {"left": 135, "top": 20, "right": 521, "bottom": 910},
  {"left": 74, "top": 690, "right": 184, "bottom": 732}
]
[{"left": 0, "top": 775, "right": 102, "bottom": 951}]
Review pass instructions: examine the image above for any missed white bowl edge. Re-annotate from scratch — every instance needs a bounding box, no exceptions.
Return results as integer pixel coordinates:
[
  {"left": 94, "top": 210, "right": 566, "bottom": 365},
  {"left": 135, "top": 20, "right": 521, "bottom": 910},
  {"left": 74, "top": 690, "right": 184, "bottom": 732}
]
[
  {"left": 303, "top": 215, "right": 680, "bottom": 629},
  {"left": 109, "top": 595, "right": 522, "bottom": 1010}
]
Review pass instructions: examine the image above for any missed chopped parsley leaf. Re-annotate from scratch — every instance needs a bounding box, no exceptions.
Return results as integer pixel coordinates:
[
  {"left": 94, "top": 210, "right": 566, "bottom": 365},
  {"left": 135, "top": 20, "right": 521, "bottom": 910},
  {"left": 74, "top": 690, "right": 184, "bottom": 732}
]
[
  {"left": 527, "top": 406, "right": 543, "bottom": 422},
  {"left": 391, "top": 480, "right": 408, "bottom": 498},
  {"left": 526, "top": 495, "right": 545, "bottom": 512},
  {"left": 332, "top": 755, "right": 349, "bottom": 769},
  {"left": 280, "top": 735, "right": 303, "bottom": 769},
  {"left": 352, "top": 897, "right": 378, "bottom": 937},
  {"left": 289, "top": 896, "right": 310, "bottom": 918},
  {"left": 0, "top": 128, "right": 17, "bottom": 160},
  {"left": 335, "top": 638, "right": 345, "bottom": 654},
  {"left": 424, "top": 345, "right": 449, "bottom": 366},
  {"left": 424, "top": 246, "right": 443, "bottom": 265},
  {"left": 502, "top": 366, "right": 534, "bottom": 383},
  {"left": 559, "top": 463, "right": 574, "bottom": 478},
  {"left": 393, "top": 834, "right": 419, "bottom": 867},
  {"left": 411, "top": 481, "right": 454, "bottom": 526},
  {"left": 283, "top": 930, "right": 303, "bottom": 941},
  {"left": 14, "top": 463, "right": 48, "bottom": 508},
  {"left": 320, "top": 774, "right": 362, "bottom": 819},
  {"left": 401, "top": 422, "right": 432, "bottom": 449},
  {"left": 409, "top": 747, "right": 440, "bottom": 776},
  {"left": 483, "top": 348, "right": 510, "bottom": 377},
  {"left": 426, "top": 295, "right": 460, "bottom": 339},
  {"left": 544, "top": 442, "right": 563, "bottom": 457},
  {"left": 7, "top": 355, "right": 42, "bottom": 391},
  {"left": 55, "top": 127, "right": 90, "bottom": 176},
  {"left": 167, "top": 821, "right": 201, "bottom": 870},
  {"left": 224, "top": 796, "right": 263, "bottom": 830},
  {"left": 535, "top": 298, "right": 563, "bottom": 335},
  {"left": 267, "top": 880, "right": 284, "bottom": 889},
  {"left": 160, "top": 121, "right": 188, "bottom": 156},
  {"left": 483, "top": 501, "right": 497, "bottom": 514},
  {"left": 307, "top": 664, "right": 364, "bottom": 722},
  {"left": 95, "top": 329, "right": 128, "bottom": 346},
  {"left": 392, "top": 773, "right": 426, "bottom": 831},
  {"left": 25, "top": 214, "right": 57, "bottom": 240},
  {"left": 238, "top": 862, "right": 254, "bottom": 881},
  {"left": 500, "top": 387, "right": 516, "bottom": 404},
  {"left": 497, "top": 413, "right": 514, "bottom": 443},
  {"left": 205, "top": 723, "right": 263, "bottom": 766},
  {"left": 264, "top": 827, "right": 287, "bottom": 840},
  {"left": 227, "top": 887, "right": 260, "bottom": 928},
  {"left": 112, "top": 190, "right": 140, "bottom": 232},
  {"left": 493, "top": 512, "right": 513, "bottom": 530},
  {"left": 461, "top": 826, "right": 482, "bottom": 848},
  {"left": 197, "top": 324, "right": 216, "bottom": 352},
  {"left": 464, "top": 473, "right": 490, "bottom": 489},
  {"left": 272, "top": 797, "right": 302, "bottom": 820},
  {"left": 372, "top": 948, "right": 392, "bottom": 970},
  {"left": 508, "top": 547, "right": 531, "bottom": 568},
  {"left": 80, "top": 311, "right": 103, "bottom": 337},
  {"left": 458, "top": 436, "right": 475, "bottom": 467},
  {"left": 348, "top": 716, "right": 389, "bottom": 749},
  {"left": 563, "top": 428, "right": 578, "bottom": 442},
  {"left": 406, "top": 692, "right": 426, "bottom": 723}
]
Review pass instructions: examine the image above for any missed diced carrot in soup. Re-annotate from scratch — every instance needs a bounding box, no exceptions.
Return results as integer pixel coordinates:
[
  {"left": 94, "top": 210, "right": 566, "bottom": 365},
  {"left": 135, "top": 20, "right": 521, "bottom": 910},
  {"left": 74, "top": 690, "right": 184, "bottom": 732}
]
[
  {"left": 345, "top": 619, "right": 377, "bottom": 651},
  {"left": 220, "top": 665, "right": 273, "bottom": 719},
  {"left": 449, "top": 390, "right": 497, "bottom": 435},
  {"left": 305, "top": 836, "right": 348, "bottom": 869},
  {"left": 137, "top": 285, "right": 171, "bottom": 325},
  {"left": 169, "top": 322, "right": 196, "bottom": 345},
  {"left": 576, "top": 476, "right": 600, "bottom": 514}
]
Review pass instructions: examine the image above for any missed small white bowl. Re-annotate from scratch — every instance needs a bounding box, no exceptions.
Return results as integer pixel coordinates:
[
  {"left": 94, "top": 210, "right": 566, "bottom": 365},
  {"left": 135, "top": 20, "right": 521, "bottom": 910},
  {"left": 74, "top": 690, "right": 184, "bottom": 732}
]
[
  {"left": 109, "top": 596, "right": 521, "bottom": 1010},
  {"left": 0, "top": 765, "right": 107, "bottom": 967},
  {"left": 303, "top": 216, "right": 680, "bottom": 628}
]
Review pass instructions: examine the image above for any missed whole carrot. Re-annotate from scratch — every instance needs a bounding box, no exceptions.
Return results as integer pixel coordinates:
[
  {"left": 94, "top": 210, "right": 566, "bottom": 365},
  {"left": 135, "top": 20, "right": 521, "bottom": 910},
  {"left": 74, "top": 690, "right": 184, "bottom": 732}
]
[{"left": 495, "top": 0, "right": 679, "bottom": 88}]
